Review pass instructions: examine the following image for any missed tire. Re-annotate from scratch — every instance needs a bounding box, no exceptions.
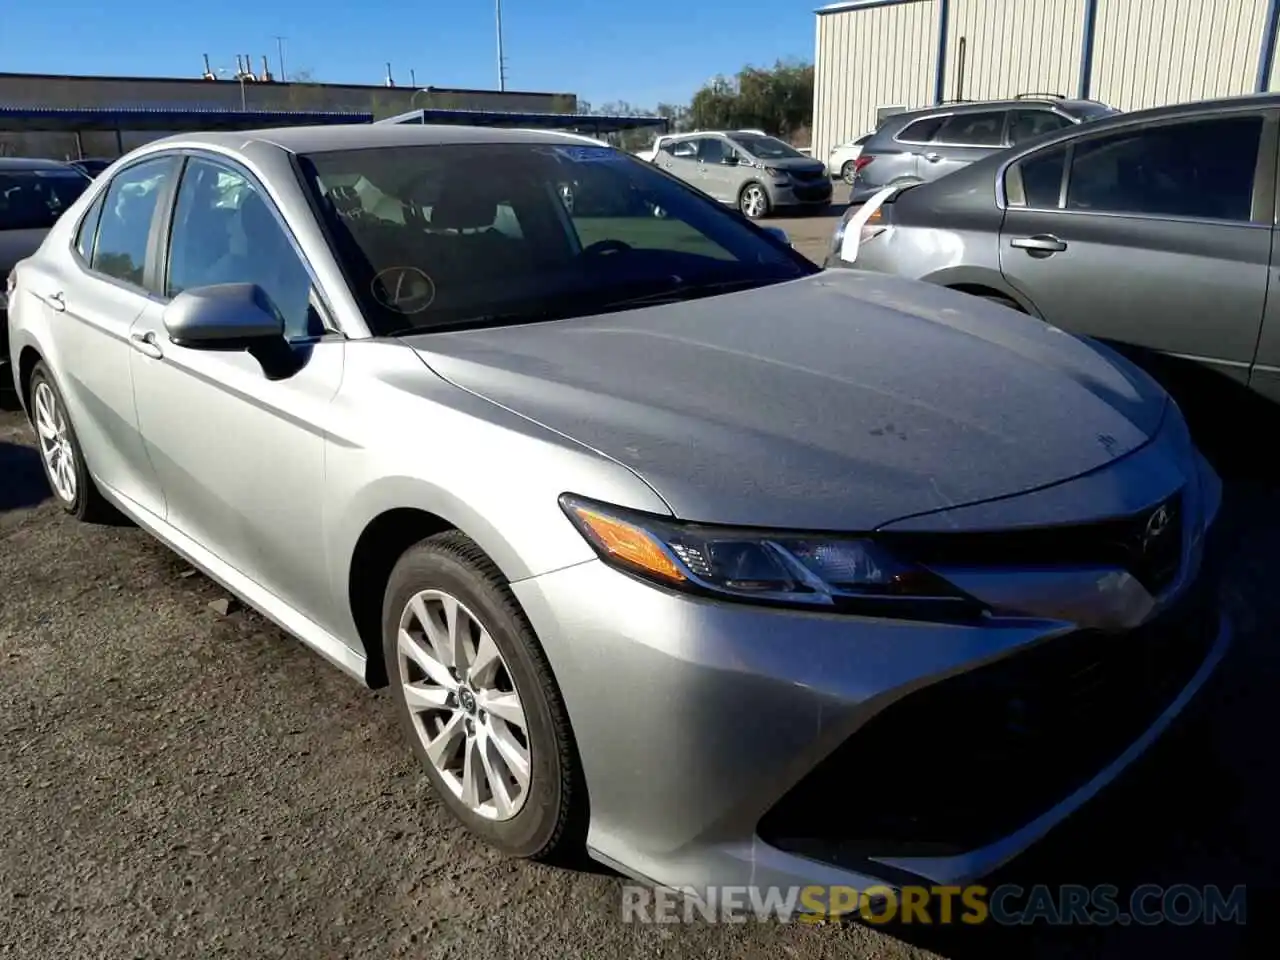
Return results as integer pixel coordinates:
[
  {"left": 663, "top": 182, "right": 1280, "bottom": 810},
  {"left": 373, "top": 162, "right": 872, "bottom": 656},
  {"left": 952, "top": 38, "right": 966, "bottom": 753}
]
[
  {"left": 382, "top": 531, "right": 583, "bottom": 861},
  {"left": 27, "top": 362, "right": 117, "bottom": 522},
  {"left": 738, "top": 182, "right": 771, "bottom": 220},
  {"left": 841, "top": 160, "right": 858, "bottom": 185}
]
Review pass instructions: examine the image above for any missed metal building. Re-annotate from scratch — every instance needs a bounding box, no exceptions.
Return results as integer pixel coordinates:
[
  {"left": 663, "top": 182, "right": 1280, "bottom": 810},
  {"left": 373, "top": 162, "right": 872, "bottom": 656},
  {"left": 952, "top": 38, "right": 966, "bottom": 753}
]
[{"left": 812, "top": 0, "right": 1280, "bottom": 164}]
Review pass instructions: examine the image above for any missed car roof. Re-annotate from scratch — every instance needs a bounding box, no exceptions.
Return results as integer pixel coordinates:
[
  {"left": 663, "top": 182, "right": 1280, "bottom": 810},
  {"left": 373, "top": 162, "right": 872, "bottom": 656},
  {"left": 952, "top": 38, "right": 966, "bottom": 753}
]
[
  {"left": 0, "top": 156, "right": 81, "bottom": 171},
  {"left": 142, "top": 123, "right": 612, "bottom": 156},
  {"left": 879, "top": 97, "right": 1108, "bottom": 124}
]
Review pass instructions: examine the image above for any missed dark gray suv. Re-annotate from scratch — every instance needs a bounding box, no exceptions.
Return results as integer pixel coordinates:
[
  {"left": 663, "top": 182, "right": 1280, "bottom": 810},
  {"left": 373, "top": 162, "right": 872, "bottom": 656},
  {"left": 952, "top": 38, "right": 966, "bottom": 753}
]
[{"left": 851, "top": 95, "right": 1117, "bottom": 203}]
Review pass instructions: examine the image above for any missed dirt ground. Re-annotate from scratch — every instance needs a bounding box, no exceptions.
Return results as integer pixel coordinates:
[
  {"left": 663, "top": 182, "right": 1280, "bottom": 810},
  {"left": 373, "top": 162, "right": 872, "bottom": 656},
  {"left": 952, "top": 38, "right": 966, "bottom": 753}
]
[{"left": 1, "top": 210, "right": 1275, "bottom": 956}]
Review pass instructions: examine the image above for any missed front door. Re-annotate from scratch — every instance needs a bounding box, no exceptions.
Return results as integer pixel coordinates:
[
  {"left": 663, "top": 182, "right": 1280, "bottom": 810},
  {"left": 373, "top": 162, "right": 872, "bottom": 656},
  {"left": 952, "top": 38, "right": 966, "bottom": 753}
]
[
  {"left": 127, "top": 154, "right": 345, "bottom": 624},
  {"left": 999, "top": 112, "right": 1272, "bottom": 383}
]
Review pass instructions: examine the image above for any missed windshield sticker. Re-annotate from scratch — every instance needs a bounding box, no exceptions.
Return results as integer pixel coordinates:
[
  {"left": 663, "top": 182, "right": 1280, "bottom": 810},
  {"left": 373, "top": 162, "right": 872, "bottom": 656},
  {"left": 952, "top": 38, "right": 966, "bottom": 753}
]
[
  {"left": 550, "top": 145, "right": 624, "bottom": 163},
  {"left": 371, "top": 266, "right": 436, "bottom": 315}
]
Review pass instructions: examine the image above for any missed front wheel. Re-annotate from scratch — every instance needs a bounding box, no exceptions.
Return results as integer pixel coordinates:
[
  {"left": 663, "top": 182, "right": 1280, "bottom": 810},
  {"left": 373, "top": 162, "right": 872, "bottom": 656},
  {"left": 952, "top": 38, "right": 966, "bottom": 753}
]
[
  {"left": 739, "top": 182, "right": 771, "bottom": 220},
  {"left": 382, "top": 531, "right": 584, "bottom": 861}
]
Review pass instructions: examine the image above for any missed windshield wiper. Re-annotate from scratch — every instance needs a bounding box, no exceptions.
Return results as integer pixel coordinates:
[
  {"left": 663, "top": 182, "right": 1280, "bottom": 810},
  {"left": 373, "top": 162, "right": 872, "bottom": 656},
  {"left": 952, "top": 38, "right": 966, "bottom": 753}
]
[{"left": 599, "top": 276, "right": 785, "bottom": 309}]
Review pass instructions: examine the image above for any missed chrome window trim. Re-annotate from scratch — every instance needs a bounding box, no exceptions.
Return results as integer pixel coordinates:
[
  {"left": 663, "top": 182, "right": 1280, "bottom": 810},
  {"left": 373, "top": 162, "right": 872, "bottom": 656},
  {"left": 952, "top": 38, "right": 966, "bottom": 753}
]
[{"left": 895, "top": 106, "right": 1076, "bottom": 150}]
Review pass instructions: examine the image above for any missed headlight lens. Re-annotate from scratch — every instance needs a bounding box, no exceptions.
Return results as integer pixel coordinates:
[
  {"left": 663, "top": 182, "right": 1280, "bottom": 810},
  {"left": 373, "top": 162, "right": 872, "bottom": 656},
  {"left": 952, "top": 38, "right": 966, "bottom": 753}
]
[{"left": 560, "top": 495, "right": 982, "bottom": 619}]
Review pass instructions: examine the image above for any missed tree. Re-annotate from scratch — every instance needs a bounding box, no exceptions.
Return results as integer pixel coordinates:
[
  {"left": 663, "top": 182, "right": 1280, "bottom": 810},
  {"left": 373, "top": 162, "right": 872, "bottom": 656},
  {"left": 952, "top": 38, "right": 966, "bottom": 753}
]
[{"left": 687, "top": 60, "right": 814, "bottom": 144}]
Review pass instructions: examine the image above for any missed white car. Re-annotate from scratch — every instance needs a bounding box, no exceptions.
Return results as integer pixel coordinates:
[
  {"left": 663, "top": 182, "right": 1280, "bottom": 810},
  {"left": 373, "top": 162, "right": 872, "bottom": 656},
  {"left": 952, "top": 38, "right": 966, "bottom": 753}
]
[{"left": 828, "top": 133, "right": 873, "bottom": 184}]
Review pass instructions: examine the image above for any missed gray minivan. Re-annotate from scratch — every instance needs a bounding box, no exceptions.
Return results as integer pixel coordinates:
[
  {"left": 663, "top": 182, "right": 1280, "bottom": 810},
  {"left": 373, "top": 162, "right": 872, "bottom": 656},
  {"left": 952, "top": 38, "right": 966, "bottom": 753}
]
[
  {"left": 653, "top": 131, "right": 832, "bottom": 219},
  {"left": 851, "top": 96, "right": 1116, "bottom": 203}
]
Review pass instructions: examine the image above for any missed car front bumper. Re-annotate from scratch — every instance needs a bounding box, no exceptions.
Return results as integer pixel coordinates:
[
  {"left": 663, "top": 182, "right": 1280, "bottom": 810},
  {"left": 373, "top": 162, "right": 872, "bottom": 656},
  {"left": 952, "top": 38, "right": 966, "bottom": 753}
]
[
  {"left": 511, "top": 423, "right": 1227, "bottom": 894},
  {"left": 771, "top": 179, "right": 833, "bottom": 207}
]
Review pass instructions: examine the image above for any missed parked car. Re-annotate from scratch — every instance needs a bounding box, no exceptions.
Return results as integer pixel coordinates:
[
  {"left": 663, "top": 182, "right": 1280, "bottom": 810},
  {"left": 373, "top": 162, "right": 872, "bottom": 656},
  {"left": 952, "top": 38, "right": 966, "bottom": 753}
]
[
  {"left": 68, "top": 157, "right": 115, "bottom": 178},
  {"left": 850, "top": 95, "right": 1117, "bottom": 203},
  {"left": 652, "top": 130, "right": 832, "bottom": 218},
  {"left": 7, "top": 123, "right": 1226, "bottom": 899},
  {"left": 826, "top": 93, "right": 1280, "bottom": 407},
  {"left": 0, "top": 157, "right": 92, "bottom": 403},
  {"left": 828, "top": 132, "right": 873, "bottom": 184}
]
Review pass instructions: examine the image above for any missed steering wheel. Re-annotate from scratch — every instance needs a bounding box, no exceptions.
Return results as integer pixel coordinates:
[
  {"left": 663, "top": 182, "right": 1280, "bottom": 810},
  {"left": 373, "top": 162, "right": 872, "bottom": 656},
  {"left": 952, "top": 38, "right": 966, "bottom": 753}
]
[{"left": 580, "top": 239, "right": 633, "bottom": 257}]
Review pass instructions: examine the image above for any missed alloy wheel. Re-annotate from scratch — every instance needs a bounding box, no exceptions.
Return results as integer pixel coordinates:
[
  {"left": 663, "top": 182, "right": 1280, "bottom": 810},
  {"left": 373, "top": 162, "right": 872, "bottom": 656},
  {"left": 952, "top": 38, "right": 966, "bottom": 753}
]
[
  {"left": 742, "top": 185, "right": 767, "bottom": 218},
  {"left": 33, "top": 381, "right": 77, "bottom": 503},
  {"left": 397, "top": 589, "right": 531, "bottom": 821},
  {"left": 842, "top": 160, "right": 857, "bottom": 185}
]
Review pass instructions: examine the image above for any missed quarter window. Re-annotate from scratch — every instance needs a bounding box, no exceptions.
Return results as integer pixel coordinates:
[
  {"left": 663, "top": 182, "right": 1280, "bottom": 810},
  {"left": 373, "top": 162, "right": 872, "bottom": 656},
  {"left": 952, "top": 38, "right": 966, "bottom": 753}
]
[
  {"left": 933, "top": 111, "right": 1007, "bottom": 147},
  {"left": 1007, "top": 109, "right": 1073, "bottom": 145},
  {"left": 75, "top": 193, "right": 105, "bottom": 262},
  {"left": 166, "top": 157, "right": 321, "bottom": 340},
  {"left": 1066, "top": 116, "right": 1262, "bottom": 222},
  {"left": 92, "top": 156, "right": 177, "bottom": 288},
  {"left": 1017, "top": 147, "right": 1068, "bottom": 208},
  {"left": 898, "top": 116, "right": 947, "bottom": 143}
]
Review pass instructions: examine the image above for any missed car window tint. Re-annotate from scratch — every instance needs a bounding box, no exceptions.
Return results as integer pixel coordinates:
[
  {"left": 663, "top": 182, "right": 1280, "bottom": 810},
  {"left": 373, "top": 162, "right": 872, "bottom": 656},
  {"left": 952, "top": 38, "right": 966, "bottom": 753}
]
[
  {"left": 670, "top": 139, "right": 698, "bottom": 159},
  {"left": 698, "top": 138, "right": 726, "bottom": 163},
  {"left": 91, "top": 156, "right": 176, "bottom": 288},
  {"left": 898, "top": 116, "right": 946, "bottom": 143},
  {"left": 1019, "top": 147, "right": 1068, "bottom": 208},
  {"left": 1066, "top": 115, "right": 1262, "bottom": 222},
  {"left": 167, "top": 157, "right": 320, "bottom": 339},
  {"left": 1007, "top": 109, "right": 1073, "bottom": 145},
  {"left": 934, "top": 111, "right": 1007, "bottom": 146},
  {"left": 0, "top": 167, "right": 90, "bottom": 231},
  {"left": 75, "top": 192, "right": 105, "bottom": 262}
]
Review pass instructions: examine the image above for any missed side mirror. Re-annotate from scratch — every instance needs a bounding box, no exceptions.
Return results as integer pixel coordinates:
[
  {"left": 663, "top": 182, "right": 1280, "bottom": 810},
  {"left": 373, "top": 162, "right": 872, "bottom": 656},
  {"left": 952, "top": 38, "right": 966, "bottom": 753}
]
[
  {"left": 762, "top": 226, "right": 791, "bottom": 247},
  {"left": 163, "top": 283, "right": 285, "bottom": 350}
]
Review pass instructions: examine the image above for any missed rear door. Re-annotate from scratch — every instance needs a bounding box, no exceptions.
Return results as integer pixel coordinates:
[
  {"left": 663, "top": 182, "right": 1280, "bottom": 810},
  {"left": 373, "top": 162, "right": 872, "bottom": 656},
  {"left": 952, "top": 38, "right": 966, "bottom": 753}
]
[
  {"left": 998, "top": 110, "right": 1274, "bottom": 383},
  {"left": 918, "top": 109, "right": 1011, "bottom": 182},
  {"left": 654, "top": 138, "right": 701, "bottom": 189},
  {"left": 695, "top": 136, "right": 736, "bottom": 202}
]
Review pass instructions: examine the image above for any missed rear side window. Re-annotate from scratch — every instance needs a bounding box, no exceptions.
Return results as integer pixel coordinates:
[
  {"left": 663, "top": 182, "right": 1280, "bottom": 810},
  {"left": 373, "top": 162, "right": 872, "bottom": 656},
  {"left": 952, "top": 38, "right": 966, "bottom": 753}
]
[
  {"left": 897, "top": 116, "right": 947, "bottom": 143},
  {"left": 1007, "top": 109, "right": 1074, "bottom": 145},
  {"left": 934, "top": 111, "right": 1007, "bottom": 146},
  {"left": 92, "top": 156, "right": 177, "bottom": 287},
  {"left": 669, "top": 140, "right": 697, "bottom": 159},
  {"left": 1066, "top": 115, "right": 1262, "bottom": 222},
  {"left": 697, "top": 138, "right": 727, "bottom": 163}
]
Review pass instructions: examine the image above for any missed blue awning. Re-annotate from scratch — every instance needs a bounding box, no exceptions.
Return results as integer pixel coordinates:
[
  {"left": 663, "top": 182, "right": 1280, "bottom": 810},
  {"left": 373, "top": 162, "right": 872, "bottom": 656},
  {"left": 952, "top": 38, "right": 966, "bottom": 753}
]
[
  {"left": 0, "top": 106, "right": 374, "bottom": 131},
  {"left": 376, "top": 107, "right": 669, "bottom": 134}
]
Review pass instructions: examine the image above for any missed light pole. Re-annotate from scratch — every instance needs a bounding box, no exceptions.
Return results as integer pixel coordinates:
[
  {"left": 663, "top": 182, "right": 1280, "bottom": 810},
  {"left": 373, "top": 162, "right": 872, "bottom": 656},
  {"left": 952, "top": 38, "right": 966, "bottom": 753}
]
[
  {"left": 216, "top": 67, "right": 248, "bottom": 110},
  {"left": 273, "top": 35, "right": 288, "bottom": 82},
  {"left": 495, "top": 0, "right": 507, "bottom": 91}
]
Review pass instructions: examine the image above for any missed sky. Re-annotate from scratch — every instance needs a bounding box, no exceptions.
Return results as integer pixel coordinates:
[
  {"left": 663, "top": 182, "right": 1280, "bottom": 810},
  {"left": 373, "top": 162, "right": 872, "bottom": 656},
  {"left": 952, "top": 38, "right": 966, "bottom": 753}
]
[{"left": 0, "top": 0, "right": 817, "bottom": 109}]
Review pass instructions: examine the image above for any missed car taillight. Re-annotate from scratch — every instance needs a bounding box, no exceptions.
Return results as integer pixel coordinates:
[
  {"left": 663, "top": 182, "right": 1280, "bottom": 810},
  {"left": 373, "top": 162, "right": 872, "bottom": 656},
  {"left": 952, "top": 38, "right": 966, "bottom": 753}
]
[
  {"left": 854, "top": 155, "right": 875, "bottom": 173},
  {"left": 861, "top": 207, "right": 888, "bottom": 243}
]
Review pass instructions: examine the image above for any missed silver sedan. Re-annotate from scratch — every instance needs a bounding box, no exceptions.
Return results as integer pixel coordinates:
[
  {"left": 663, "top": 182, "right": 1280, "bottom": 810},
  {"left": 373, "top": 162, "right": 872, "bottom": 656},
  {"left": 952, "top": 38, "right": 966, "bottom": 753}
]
[{"left": 5, "top": 123, "right": 1228, "bottom": 899}]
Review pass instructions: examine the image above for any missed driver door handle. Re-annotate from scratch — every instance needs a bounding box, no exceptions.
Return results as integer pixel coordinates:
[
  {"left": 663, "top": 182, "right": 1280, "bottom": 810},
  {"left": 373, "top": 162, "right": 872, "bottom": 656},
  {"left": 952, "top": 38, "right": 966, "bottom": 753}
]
[
  {"left": 923, "top": 152, "right": 942, "bottom": 163},
  {"left": 1010, "top": 234, "right": 1068, "bottom": 255},
  {"left": 129, "top": 330, "right": 164, "bottom": 359}
]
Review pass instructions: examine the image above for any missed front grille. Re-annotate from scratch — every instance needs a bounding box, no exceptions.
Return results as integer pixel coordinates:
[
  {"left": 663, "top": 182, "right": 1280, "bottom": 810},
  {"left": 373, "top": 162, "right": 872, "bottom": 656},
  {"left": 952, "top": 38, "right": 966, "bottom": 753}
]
[
  {"left": 757, "top": 575, "right": 1217, "bottom": 864},
  {"left": 792, "top": 181, "right": 833, "bottom": 202},
  {"left": 880, "top": 492, "right": 1184, "bottom": 596}
]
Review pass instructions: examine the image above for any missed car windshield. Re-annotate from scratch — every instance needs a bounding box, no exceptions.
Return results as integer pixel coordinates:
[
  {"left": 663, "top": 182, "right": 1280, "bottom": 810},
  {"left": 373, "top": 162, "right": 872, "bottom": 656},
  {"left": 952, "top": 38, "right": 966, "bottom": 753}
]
[
  {"left": 0, "top": 167, "right": 91, "bottom": 231},
  {"left": 299, "top": 142, "right": 816, "bottom": 335},
  {"left": 728, "top": 134, "right": 806, "bottom": 159}
]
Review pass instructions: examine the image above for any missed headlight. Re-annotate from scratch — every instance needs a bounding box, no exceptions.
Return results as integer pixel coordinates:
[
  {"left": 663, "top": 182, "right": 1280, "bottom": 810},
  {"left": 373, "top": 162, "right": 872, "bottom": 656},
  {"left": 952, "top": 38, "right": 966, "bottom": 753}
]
[
  {"left": 764, "top": 166, "right": 787, "bottom": 178},
  {"left": 560, "top": 495, "right": 983, "bottom": 620}
]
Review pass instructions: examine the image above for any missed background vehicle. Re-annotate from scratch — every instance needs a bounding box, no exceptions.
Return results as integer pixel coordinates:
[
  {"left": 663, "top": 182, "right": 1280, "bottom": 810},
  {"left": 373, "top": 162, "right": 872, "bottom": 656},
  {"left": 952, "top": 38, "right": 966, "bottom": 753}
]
[
  {"left": 6, "top": 123, "right": 1225, "bottom": 902},
  {"left": 850, "top": 95, "right": 1117, "bottom": 202},
  {"left": 826, "top": 93, "right": 1280, "bottom": 412},
  {"left": 828, "top": 132, "right": 873, "bottom": 184},
  {"left": 68, "top": 158, "right": 114, "bottom": 178},
  {"left": 1, "top": 157, "right": 92, "bottom": 403},
  {"left": 652, "top": 129, "right": 831, "bottom": 218}
]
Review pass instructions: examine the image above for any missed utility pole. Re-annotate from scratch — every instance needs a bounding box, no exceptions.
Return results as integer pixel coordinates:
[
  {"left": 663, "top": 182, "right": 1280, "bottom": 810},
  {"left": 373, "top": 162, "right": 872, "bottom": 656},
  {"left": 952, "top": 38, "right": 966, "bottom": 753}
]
[
  {"left": 495, "top": 0, "right": 507, "bottom": 91},
  {"left": 273, "top": 35, "right": 288, "bottom": 82}
]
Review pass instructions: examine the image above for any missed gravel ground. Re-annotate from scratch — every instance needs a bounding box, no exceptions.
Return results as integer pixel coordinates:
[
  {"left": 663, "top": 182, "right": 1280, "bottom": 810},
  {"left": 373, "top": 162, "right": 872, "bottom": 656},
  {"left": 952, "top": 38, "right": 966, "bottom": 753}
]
[{"left": 1, "top": 297, "right": 1275, "bottom": 958}]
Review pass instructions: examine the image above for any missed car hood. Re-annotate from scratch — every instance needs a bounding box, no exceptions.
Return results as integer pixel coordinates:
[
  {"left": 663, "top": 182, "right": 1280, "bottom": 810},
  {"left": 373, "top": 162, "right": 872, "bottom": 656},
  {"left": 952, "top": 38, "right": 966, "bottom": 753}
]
[
  {"left": 0, "top": 228, "right": 49, "bottom": 277},
  {"left": 404, "top": 271, "right": 1167, "bottom": 531},
  {"left": 760, "top": 157, "right": 827, "bottom": 176}
]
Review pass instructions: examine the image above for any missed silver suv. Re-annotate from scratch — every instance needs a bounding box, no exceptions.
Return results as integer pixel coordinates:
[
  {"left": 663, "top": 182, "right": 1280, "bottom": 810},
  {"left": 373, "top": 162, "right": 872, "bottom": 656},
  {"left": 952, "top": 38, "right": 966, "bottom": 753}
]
[
  {"left": 851, "top": 95, "right": 1117, "bottom": 203},
  {"left": 652, "top": 130, "right": 832, "bottom": 219}
]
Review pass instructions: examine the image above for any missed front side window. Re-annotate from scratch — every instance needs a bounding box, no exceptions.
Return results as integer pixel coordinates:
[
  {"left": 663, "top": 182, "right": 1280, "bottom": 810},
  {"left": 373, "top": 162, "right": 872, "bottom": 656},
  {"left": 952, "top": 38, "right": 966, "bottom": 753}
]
[
  {"left": 166, "top": 157, "right": 320, "bottom": 339},
  {"left": 1006, "top": 109, "right": 1073, "bottom": 145},
  {"left": 1066, "top": 115, "right": 1262, "bottom": 221},
  {"left": 934, "top": 111, "right": 1007, "bottom": 146},
  {"left": 300, "top": 142, "right": 815, "bottom": 336},
  {"left": 92, "top": 156, "right": 177, "bottom": 287},
  {"left": 0, "top": 167, "right": 91, "bottom": 232}
]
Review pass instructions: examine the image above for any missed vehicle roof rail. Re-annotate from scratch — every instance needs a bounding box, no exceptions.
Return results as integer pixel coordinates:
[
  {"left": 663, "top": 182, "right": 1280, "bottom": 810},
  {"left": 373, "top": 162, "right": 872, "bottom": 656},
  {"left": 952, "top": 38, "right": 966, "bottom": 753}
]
[{"left": 1015, "top": 92, "right": 1066, "bottom": 100}]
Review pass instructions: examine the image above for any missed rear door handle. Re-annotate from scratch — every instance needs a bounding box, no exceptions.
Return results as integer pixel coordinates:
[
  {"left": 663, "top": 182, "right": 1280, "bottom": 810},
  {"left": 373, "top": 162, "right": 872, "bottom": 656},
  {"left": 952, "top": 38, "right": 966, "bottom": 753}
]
[
  {"left": 1010, "top": 234, "right": 1068, "bottom": 255},
  {"left": 129, "top": 330, "right": 164, "bottom": 359},
  {"left": 923, "top": 152, "right": 943, "bottom": 163},
  {"left": 46, "top": 291, "right": 65, "bottom": 312}
]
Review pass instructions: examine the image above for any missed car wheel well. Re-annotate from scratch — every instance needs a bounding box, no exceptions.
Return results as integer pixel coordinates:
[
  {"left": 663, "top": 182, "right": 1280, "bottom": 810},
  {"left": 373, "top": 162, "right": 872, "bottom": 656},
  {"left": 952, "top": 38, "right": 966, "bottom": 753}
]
[
  {"left": 348, "top": 508, "right": 456, "bottom": 688},
  {"left": 17, "top": 346, "right": 43, "bottom": 413},
  {"left": 946, "top": 284, "right": 1024, "bottom": 312}
]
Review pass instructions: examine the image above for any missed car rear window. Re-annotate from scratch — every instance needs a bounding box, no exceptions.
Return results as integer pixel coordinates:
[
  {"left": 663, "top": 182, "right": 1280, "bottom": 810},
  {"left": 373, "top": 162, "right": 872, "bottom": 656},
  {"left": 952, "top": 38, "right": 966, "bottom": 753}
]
[{"left": 0, "top": 167, "right": 91, "bottom": 231}]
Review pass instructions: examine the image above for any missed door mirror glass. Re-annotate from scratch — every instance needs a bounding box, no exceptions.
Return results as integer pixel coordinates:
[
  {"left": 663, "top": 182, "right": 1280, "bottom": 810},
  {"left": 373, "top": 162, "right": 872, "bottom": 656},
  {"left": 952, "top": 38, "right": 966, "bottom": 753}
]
[{"left": 163, "top": 282, "right": 286, "bottom": 350}]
